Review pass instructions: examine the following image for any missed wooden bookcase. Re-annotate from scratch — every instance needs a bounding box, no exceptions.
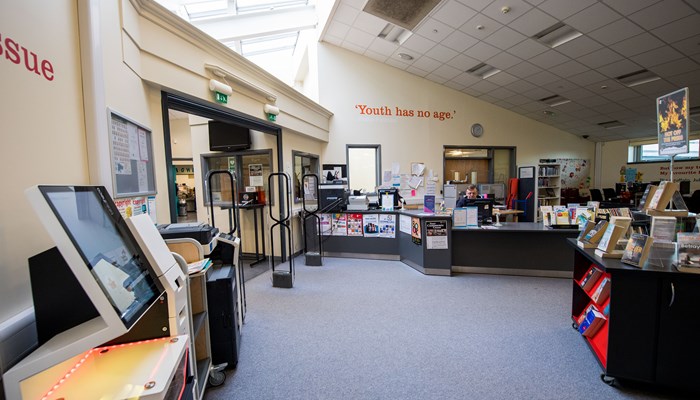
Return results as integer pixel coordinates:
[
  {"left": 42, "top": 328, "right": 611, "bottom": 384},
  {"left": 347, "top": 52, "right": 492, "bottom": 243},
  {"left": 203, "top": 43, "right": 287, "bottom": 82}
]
[{"left": 569, "top": 239, "right": 700, "bottom": 392}]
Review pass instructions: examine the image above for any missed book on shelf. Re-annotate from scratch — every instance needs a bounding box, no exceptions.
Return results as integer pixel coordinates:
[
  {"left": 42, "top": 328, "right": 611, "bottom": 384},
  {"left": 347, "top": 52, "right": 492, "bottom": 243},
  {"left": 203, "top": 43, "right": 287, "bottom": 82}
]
[
  {"left": 591, "top": 276, "right": 611, "bottom": 304},
  {"left": 187, "top": 257, "right": 212, "bottom": 274},
  {"left": 580, "top": 266, "right": 604, "bottom": 292},
  {"left": 578, "top": 220, "right": 608, "bottom": 248},
  {"left": 671, "top": 190, "right": 688, "bottom": 211},
  {"left": 577, "top": 220, "right": 596, "bottom": 241},
  {"left": 638, "top": 185, "right": 657, "bottom": 210},
  {"left": 621, "top": 233, "right": 654, "bottom": 268},
  {"left": 540, "top": 205, "right": 554, "bottom": 226},
  {"left": 576, "top": 303, "right": 597, "bottom": 326},
  {"left": 596, "top": 223, "right": 626, "bottom": 254},
  {"left": 647, "top": 181, "right": 680, "bottom": 211},
  {"left": 650, "top": 216, "right": 677, "bottom": 244},
  {"left": 675, "top": 232, "right": 700, "bottom": 274},
  {"left": 555, "top": 209, "right": 570, "bottom": 225},
  {"left": 578, "top": 307, "right": 607, "bottom": 338},
  {"left": 609, "top": 216, "right": 632, "bottom": 237}
]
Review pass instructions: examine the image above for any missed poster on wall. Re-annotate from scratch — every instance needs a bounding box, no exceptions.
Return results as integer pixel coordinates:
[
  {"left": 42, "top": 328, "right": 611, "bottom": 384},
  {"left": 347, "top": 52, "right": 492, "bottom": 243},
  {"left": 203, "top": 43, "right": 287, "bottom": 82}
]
[
  {"left": 425, "top": 220, "right": 448, "bottom": 250},
  {"left": 657, "top": 87, "right": 689, "bottom": 156},
  {"left": 320, "top": 214, "right": 332, "bottom": 235},
  {"left": 399, "top": 214, "right": 412, "bottom": 235},
  {"left": 411, "top": 217, "right": 421, "bottom": 245},
  {"left": 363, "top": 214, "right": 380, "bottom": 237},
  {"left": 249, "top": 164, "right": 263, "bottom": 186},
  {"left": 114, "top": 197, "right": 147, "bottom": 219},
  {"left": 557, "top": 158, "right": 591, "bottom": 189},
  {"left": 347, "top": 214, "right": 364, "bottom": 236},
  {"left": 379, "top": 214, "right": 396, "bottom": 238},
  {"left": 331, "top": 213, "right": 347, "bottom": 236}
]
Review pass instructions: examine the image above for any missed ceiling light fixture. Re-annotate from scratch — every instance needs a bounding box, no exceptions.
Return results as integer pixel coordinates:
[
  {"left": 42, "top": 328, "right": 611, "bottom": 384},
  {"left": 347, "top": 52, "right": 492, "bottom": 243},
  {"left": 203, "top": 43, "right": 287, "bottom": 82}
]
[
  {"left": 598, "top": 120, "right": 626, "bottom": 129},
  {"left": 533, "top": 22, "right": 582, "bottom": 48},
  {"left": 398, "top": 53, "right": 414, "bottom": 61},
  {"left": 466, "top": 63, "right": 501, "bottom": 79},
  {"left": 615, "top": 69, "right": 661, "bottom": 87},
  {"left": 377, "top": 23, "right": 413, "bottom": 45},
  {"left": 539, "top": 94, "right": 571, "bottom": 107},
  {"left": 543, "top": 110, "right": 555, "bottom": 117}
]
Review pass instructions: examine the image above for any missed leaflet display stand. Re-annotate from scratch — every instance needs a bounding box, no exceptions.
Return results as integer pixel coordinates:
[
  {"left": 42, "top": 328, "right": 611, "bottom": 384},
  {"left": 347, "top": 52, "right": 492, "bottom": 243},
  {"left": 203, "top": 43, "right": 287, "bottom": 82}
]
[
  {"left": 268, "top": 172, "right": 294, "bottom": 288},
  {"left": 302, "top": 173, "right": 322, "bottom": 266}
]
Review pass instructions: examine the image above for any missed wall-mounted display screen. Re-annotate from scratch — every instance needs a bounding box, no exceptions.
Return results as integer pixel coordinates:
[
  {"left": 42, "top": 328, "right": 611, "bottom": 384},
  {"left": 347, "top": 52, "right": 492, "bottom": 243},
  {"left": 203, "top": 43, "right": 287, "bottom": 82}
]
[
  {"left": 208, "top": 120, "right": 252, "bottom": 152},
  {"left": 39, "top": 186, "right": 163, "bottom": 328}
]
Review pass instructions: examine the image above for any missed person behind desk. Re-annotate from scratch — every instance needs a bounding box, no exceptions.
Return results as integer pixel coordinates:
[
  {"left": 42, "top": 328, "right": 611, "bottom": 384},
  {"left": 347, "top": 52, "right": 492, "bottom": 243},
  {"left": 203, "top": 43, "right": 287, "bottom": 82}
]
[{"left": 455, "top": 184, "right": 479, "bottom": 208}]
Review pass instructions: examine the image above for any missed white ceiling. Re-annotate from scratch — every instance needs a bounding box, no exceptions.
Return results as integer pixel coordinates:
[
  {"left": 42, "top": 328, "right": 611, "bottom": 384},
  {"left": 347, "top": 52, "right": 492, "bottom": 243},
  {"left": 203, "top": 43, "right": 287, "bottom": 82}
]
[{"left": 320, "top": 0, "right": 700, "bottom": 141}]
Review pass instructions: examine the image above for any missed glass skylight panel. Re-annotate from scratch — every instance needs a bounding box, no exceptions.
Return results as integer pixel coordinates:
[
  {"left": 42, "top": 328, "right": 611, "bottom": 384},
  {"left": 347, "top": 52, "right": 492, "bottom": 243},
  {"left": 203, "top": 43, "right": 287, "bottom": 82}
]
[
  {"left": 182, "top": 0, "right": 229, "bottom": 17},
  {"left": 236, "top": 0, "right": 308, "bottom": 14},
  {"left": 241, "top": 32, "right": 299, "bottom": 56}
]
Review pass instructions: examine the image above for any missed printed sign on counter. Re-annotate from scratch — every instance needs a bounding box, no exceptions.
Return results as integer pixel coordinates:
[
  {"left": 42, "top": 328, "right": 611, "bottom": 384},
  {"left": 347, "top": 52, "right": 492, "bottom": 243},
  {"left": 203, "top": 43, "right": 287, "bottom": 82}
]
[{"left": 426, "top": 220, "right": 448, "bottom": 250}]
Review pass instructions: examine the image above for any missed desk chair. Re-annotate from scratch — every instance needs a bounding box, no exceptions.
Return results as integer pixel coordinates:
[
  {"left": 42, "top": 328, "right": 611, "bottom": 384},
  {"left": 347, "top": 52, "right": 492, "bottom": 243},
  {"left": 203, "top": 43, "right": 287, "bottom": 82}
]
[
  {"left": 590, "top": 189, "right": 604, "bottom": 202},
  {"left": 602, "top": 188, "right": 618, "bottom": 202}
]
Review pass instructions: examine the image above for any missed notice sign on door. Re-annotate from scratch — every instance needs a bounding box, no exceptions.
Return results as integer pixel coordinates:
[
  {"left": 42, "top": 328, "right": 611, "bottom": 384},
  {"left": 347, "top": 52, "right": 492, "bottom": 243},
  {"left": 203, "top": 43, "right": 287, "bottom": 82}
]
[{"left": 425, "top": 220, "right": 448, "bottom": 250}]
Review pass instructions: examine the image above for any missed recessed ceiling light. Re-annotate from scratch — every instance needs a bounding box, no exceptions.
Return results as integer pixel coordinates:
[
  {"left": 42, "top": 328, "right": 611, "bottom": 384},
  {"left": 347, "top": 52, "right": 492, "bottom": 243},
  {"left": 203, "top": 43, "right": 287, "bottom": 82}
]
[
  {"left": 398, "top": 53, "right": 414, "bottom": 61},
  {"left": 539, "top": 94, "right": 571, "bottom": 107},
  {"left": 598, "top": 120, "right": 626, "bottom": 129},
  {"left": 533, "top": 22, "right": 582, "bottom": 48},
  {"left": 377, "top": 23, "right": 413, "bottom": 45},
  {"left": 543, "top": 110, "right": 555, "bottom": 117},
  {"left": 615, "top": 69, "right": 661, "bottom": 87},
  {"left": 466, "top": 63, "right": 501, "bottom": 79}
]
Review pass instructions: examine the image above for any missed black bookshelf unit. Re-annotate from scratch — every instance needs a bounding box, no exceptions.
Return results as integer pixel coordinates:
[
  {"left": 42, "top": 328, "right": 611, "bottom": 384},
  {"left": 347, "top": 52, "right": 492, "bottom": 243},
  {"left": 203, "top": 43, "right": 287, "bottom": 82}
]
[{"left": 568, "top": 239, "right": 700, "bottom": 393}]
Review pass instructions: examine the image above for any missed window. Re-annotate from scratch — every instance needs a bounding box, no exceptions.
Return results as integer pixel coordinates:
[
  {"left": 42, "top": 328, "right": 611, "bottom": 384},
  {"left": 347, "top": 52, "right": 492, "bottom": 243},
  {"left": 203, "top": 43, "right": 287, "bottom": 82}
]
[
  {"left": 292, "top": 151, "right": 319, "bottom": 203},
  {"left": 628, "top": 140, "right": 699, "bottom": 163},
  {"left": 347, "top": 145, "right": 381, "bottom": 192},
  {"left": 200, "top": 149, "right": 273, "bottom": 206}
]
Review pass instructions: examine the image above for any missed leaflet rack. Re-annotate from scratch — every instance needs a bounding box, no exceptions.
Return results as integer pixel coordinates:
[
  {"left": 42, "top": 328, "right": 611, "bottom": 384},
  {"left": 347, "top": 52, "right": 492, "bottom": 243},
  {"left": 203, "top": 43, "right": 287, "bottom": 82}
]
[
  {"left": 268, "top": 172, "right": 294, "bottom": 288},
  {"left": 302, "top": 173, "right": 323, "bottom": 266}
]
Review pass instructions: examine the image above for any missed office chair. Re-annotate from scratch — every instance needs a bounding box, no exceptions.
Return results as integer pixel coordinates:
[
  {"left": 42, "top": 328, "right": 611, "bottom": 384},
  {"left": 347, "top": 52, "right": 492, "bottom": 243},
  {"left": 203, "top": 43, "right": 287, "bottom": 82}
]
[
  {"left": 590, "top": 189, "right": 604, "bottom": 202},
  {"left": 602, "top": 188, "right": 618, "bottom": 202}
]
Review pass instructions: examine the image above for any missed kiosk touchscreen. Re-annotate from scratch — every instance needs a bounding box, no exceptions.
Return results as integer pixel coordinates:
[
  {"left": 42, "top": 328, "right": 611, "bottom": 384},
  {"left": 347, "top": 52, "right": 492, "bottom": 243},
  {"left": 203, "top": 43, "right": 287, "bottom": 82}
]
[{"left": 3, "top": 185, "right": 168, "bottom": 399}]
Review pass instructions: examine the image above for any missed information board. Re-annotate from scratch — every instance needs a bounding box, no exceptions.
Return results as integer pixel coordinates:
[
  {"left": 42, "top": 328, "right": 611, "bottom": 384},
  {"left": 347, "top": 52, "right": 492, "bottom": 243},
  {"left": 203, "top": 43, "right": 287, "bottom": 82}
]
[{"left": 108, "top": 110, "right": 156, "bottom": 198}]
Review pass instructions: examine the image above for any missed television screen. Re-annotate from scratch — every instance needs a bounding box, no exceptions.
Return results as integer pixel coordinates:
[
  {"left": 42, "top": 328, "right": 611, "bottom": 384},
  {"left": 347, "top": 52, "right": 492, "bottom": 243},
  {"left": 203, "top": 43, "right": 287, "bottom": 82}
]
[
  {"left": 38, "top": 186, "right": 163, "bottom": 328},
  {"left": 208, "top": 120, "right": 251, "bottom": 152}
]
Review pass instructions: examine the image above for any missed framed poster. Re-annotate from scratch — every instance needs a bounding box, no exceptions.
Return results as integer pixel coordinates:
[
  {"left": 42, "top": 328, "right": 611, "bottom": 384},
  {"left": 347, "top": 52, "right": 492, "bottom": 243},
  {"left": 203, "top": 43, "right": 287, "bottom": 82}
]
[{"left": 108, "top": 109, "right": 156, "bottom": 198}]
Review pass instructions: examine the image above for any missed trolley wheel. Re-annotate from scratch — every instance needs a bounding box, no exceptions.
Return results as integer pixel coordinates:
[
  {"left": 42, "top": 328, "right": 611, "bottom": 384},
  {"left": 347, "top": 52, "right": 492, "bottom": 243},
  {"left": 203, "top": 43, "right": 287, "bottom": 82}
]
[
  {"left": 600, "top": 373, "right": 616, "bottom": 386},
  {"left": 209, "top": 370, "right": 226, "bottom": 387},
  {"left": 572, "top": 322, "right": 578, "bottom": 330}
]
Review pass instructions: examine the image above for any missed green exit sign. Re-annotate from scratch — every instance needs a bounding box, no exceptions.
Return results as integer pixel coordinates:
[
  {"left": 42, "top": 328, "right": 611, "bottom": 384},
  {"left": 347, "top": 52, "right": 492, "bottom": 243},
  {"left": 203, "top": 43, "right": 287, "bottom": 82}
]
[
  {"left": 215, "top": 91, "right": 228, "bottom": 104},
  {"left": 266, "top": 113, "right": 277, "bottom": 122}
]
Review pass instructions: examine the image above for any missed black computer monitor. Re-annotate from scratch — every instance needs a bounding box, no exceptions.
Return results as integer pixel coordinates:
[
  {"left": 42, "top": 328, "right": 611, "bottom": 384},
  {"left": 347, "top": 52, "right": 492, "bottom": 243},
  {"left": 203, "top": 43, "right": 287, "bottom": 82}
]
[
  {"left": 378, "top": 188, "right": 401, "bottom": 208},
  {"left": 464, "top": 197, "right": 495, "bottom": 224}
]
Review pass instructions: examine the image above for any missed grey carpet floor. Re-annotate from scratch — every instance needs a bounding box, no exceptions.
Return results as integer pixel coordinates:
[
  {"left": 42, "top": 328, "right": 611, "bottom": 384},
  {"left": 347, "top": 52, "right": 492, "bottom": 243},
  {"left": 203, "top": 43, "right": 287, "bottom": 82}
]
[{"left": 205, "top": 257, "right": 689, "bottom": 400}]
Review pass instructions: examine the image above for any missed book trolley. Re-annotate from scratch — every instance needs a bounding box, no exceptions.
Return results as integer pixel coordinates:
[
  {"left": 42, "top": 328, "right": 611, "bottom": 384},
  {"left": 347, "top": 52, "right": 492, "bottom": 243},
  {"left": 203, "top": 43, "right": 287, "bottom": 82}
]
[{"left": 568, "top": 239, "right": 700, "bottom": 393}]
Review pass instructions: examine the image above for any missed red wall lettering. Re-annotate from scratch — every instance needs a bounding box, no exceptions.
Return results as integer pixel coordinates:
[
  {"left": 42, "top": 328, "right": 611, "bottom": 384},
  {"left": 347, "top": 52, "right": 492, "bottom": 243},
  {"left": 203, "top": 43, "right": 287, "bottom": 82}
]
[
  {"left": 355, "top": 104, "right": 454, "bottom": 121},
  {"left": 0, "top": 32, "right": 55, "bottom": 82}
]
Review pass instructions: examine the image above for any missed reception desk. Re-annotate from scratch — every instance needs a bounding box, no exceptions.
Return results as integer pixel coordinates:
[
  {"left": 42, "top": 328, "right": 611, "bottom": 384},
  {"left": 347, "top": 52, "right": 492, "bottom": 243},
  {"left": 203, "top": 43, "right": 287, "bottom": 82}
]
[
  {"left": 452, "top": 223, "right": 579, "bottom": 277},
  {"left": 317, "top": 211, "right": 577, "bottom": 278},
  {"left": 320, "top": 210, "right": 452, "bottom": 276}
]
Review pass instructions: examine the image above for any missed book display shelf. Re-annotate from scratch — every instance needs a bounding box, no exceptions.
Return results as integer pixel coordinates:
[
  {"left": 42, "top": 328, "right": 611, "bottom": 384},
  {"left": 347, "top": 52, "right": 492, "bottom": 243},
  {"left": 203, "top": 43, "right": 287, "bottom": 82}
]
[
  {"left": 569, "top": 239, "right": 700, "bottom": 393},
  {"left": 536, "top": 163, "right": 561, "bottom": 221}
]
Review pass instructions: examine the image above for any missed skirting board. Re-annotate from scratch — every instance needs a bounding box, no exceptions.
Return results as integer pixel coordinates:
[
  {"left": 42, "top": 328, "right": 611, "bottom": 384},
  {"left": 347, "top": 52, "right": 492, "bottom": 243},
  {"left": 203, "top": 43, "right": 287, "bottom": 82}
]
[
  {"left": 323, "top": 252, "right": 400, "bottom": 261},
  {"left": 452, "top": 266, "right": 572, "bottom": 279},
  {"left": 402, "top": 259, "right": 451, "bottom": 276}
]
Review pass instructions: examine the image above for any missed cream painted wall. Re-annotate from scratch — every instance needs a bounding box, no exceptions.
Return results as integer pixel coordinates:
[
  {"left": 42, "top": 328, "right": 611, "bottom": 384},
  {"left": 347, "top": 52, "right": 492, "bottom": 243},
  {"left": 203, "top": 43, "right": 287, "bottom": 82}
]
[
  {"left": 601, "top": 138, "right": 700, "bottom": 192},
  {"left": 317, "top": 44, "right": 595, "bottom": 198},
  {"left": 0, "top": 0, "right": 87, "bottom": 322},
  {"left": 170, "top": 117, "right": 193, "bottom": 159}
]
